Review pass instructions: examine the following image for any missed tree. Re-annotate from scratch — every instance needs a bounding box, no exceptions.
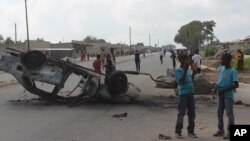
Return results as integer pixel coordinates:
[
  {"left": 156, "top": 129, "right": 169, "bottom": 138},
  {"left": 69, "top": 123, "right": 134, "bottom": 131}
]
[
  {"left": 97, "top": 39, "right": 106, "bottom": 43},
  {"left": 83, "top": 36, "right": 106, "bottom": 43},
  {"left": 0, "top": 34, "right": 4, "bottom": 43},
  {"left": 174, "top": 20, "right": 216, "bottom": 50},
  {"left": 4, "top": 37, "right": 15, "bottom": 45},
  {"left": 36, "top": 38, "right": 44, "bottom": 41}
]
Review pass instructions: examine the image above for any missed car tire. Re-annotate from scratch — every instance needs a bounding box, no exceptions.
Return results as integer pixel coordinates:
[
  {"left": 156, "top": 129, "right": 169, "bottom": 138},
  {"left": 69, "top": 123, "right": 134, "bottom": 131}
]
[
  {"left": 21, "top": 50, "right": 47, "bottom": 70},
  {"left": 107, "top": 71, "right": 128, "bottom": 95}
]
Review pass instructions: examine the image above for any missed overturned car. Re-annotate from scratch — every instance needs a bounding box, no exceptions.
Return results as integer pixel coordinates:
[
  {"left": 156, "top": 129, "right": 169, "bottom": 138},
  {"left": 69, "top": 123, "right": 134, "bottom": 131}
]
[{"left": 0, "top": 48, "right": 141, "bottom": 106}]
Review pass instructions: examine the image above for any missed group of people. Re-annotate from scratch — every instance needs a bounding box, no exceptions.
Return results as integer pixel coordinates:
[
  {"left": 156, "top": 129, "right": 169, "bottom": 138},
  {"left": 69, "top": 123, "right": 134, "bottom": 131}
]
[
  {"left": 81, "top": 51, "right": 90, "bottom": 61},
  {"left": 92, "top": 50, "right": 116, "bottom": 77},
  {"left": 174, "top": 50, "right": 239, "bottom": 140},
  {"left": 92, "top": 47, "right": 241, "bottom": 139}
]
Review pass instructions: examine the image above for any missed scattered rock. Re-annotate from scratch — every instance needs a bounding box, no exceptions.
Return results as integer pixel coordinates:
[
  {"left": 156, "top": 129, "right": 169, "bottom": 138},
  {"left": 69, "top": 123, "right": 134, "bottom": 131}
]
[
  {"left": 112, "top": 113, "right": 128, "bottom": 118},
  {"left": 244, "top": 104, "right": 250, "bottom": 107},
  {"left": 235, "top": 100, "right": 243, "bottom": 105},
  {"left": 155, "top": 75, "right": 176, "bottom": 89},
  {"left": 158, "top": 134, "right": 172, "bottom": 140},
  {"left": 193, "top": 73, "right": 213, "bottom": 95},
  {"left": 156, "top": 69, "right": 213, "bottom": 95}
]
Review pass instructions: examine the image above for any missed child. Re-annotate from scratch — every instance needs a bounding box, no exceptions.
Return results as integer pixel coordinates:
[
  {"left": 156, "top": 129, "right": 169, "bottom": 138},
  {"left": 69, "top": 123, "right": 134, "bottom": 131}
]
[
  {"left": 175, "top": 54, "right": 197, "bottom": 139},
  {"left": 93, "top": 54, "right": 102, "bottom": 73},
  {"left": 213, "top": 53, "right": 239, "bottom": 139}
]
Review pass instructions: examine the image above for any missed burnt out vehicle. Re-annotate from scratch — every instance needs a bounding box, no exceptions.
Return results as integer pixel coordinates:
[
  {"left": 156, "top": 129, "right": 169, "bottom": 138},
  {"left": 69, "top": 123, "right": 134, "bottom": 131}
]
[{"left": 0, "top": 48, "right": 143, "bottom": 106}]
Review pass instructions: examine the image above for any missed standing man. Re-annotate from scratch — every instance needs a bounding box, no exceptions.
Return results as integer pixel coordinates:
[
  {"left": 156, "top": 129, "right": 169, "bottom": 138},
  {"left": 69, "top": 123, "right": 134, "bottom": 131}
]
[
  {"left": 104, "top": 53, "right": 115, "bottom": 84},
  {"left": 213, "top": 53, "right": 239, "bottom": 139},
  {"left": 175, "top": 54, "right": 197, "bottom": 139},
  {"left": 170, "top": 50, "right": 177, "bottom": 69},
  {"left": 87, "top": 52, "right": 90, "bottom": 61},
  {"left": 110, "top": 48, "right": 116, "bottom": 72},
  {"left": 159, "top": 49, "right": 164, "bottom": 64},
  {"left": 191, "top": 49, "right": 202, "bottom": 80},
  {"left": 134, "top": 50, "right": 141, "bottom": 72},
  {"left": 235, "top": 49, "right": 244, "bottom": 71},
  {"left": 100, "top": 49, "right": 106, "bottom": 71}
]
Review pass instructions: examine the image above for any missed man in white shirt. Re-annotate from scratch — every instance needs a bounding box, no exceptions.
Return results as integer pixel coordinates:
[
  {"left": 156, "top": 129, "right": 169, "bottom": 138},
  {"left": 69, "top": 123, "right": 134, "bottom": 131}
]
[
  {"left": 159, "top": 50, "right": 164, "bottom": 64},
  {"left": 191, "top": 49, "right": 202, "bottom": 80}
]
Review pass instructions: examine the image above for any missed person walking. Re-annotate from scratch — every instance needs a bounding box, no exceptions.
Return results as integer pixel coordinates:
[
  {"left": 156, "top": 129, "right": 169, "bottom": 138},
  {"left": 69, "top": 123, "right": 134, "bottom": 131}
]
[
  {"left": 213, "top": 53, "right": 239, "bottom": 140},
  {"left": 175, "top": 54, "right": 197, "bottom": 139},
  {"left": 134, "top": 50, "right": 141, "bottom": 72},
  {"left": 159, "top": 49, "right": 164, "bottom": 64}
]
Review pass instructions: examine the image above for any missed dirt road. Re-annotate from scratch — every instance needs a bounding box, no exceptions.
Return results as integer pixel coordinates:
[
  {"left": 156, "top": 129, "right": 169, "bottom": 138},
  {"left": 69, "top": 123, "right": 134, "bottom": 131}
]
[{"left": 0, "top": 53, "right": 249, "bottom": 141}]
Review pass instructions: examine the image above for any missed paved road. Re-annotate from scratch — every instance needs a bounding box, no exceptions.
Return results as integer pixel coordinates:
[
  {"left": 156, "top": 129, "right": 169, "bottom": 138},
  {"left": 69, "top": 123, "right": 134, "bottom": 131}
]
[{"left": 0, "top": 53, "right": 249, "bottom": 141}]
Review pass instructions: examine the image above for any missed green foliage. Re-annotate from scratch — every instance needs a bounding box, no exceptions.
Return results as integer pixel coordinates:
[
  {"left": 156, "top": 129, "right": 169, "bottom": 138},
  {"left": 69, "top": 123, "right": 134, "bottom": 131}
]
[
  {"left": 204, "top": 45, "right": 218, "bottom": 57},
  {"left": 0, "top": 34, "right": 4, "bottom": 43},
  {"left": 244, "top": 57, "right": 250, "bottom": 70},
  {"left": 232, "top": 58, "right": 250, "bottom": 70},
  {"left": 200, "top": 50, "right": 206, "bottom": 58},
  {"left": 36, "top": 38, "right": 44, "bottom": 41},
  {"left": 83, "top": 36, "right": 106, "bottom": 43},
  {"left": 243, "top": 47, "right": 250, "bottom": 55},
  {"left": 174, "top": 20, "right": 216, "bottom": 50},
  {"left": 4, "top": 37, "right": 14, "bottom": 45}
]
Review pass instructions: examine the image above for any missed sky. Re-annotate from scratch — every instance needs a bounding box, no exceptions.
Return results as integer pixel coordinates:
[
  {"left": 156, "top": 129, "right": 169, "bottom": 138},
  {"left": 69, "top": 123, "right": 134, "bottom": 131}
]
[{"left": 1, "top": 0, "right": 250, "bottom": 46}]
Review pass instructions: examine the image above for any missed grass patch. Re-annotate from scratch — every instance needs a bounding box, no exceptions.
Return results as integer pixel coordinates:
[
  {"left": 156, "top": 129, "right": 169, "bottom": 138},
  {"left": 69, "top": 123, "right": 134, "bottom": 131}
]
[
  {"left": 232, "top": 58, "right": 250, "bottom": 71},
  {"left": 244, "top": 58, "right": 250, "bottom": 70},
  {"left": 200, "top": 50, "right": 206, "bottom": 58},
  {"left": 204, "top": 45, "right": 218, "bottom": 57}
]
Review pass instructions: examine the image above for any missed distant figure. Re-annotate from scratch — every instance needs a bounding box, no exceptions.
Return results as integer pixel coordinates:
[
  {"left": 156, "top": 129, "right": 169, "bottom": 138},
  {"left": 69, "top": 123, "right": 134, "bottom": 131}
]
[
  {"left": 58, "top": 52, "right": 62, "bottom": 60},
  {"left": 159, "top": 50, "right": 164, "bottom": 64},
  {"left": 191, "top": 49, "right": 202, "bottom": 80},
  {"left": 83, "top": 51, "right": 86, "bottom": 61},
  {"left": 104, "top": 53, "right": 115, "bottom": 84},
  {"left": 110, "top": 48, "right": 116, "bottom": 71},
  {"left": 164, "top": 49, "right": 166, "bottom": 56},
  {"left": 134, "top": 50, "right": 141, "bottom": 72},
  {"left": 87, "top": 53, "right": 90, "bottom": 61},
  {"left": 235, "top": 49, "right": 244, "bottom": 71},
  {"left": 100, "top": 51, "right": 106, "bottom": 71},
  {"left": 143, "top": 50, "right": 146, "bottom": 58},
  {"left": 170, "top": 50, "right": 177, "bottom": 68},
  {"left": 93, "top": 54, "right": 102, "bottom": 73}
]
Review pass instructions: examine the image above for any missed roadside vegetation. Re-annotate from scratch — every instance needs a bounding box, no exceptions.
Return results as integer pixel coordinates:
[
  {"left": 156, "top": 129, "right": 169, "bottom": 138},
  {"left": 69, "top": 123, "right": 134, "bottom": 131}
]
[{"left": 204, "top": 45, "right": 218, "bottom": 57}]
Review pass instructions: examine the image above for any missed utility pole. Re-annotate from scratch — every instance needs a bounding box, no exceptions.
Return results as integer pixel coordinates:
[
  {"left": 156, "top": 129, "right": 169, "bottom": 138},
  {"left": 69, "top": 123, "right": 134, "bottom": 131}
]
[
  {"left": 25, "top": 0, "right": 30, "bottom": 52},
  {"left": 15, "top": 23, "right": 17, "bottom": 44},
  {"left": 149, "top": 33, "right": 151, "bottom": 47},
  {"left": 167, "top": 30, "right": 170, "bottom": 45},
  {"left": 129, "top": 26, "right": 131, "bottom": 47}
]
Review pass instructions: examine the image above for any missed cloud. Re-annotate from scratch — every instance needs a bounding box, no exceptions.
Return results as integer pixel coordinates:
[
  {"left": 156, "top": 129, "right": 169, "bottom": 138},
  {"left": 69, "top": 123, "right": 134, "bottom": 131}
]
[{"left": 1, "top": 0, "right": 250, "bottom": 45}]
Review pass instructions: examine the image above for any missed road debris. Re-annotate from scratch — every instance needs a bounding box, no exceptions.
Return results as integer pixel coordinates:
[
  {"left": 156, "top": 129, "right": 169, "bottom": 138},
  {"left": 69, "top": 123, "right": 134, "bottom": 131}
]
[
  {"left": 112, "top": 112, "right": 128, "bottom": 118},
  {"left": 158, "top": 134, "right": 172, "bottom": 140}
]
